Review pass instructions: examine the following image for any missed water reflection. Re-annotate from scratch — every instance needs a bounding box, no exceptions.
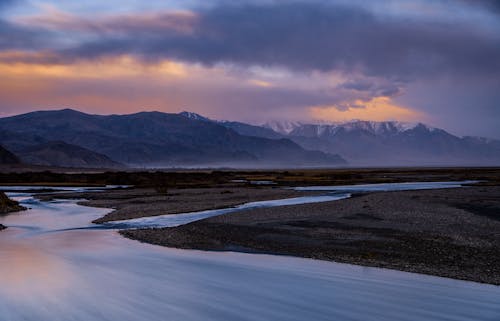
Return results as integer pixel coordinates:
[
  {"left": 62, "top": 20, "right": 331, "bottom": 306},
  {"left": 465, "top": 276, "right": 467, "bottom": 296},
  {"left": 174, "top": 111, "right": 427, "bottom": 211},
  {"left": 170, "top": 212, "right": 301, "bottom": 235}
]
[
  {"left": 0, "top": 230, "right": 75, "bottom": 298},
  {"left": 0, "top": 183, "right": 498, "bottom": 321}
]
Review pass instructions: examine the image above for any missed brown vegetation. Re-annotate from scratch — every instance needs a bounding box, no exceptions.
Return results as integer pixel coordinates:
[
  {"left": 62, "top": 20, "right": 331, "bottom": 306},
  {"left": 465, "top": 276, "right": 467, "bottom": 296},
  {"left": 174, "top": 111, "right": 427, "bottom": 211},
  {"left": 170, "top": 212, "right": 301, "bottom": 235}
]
[{"left": 1, "top": 167, "right": 499, "bottom": 188}]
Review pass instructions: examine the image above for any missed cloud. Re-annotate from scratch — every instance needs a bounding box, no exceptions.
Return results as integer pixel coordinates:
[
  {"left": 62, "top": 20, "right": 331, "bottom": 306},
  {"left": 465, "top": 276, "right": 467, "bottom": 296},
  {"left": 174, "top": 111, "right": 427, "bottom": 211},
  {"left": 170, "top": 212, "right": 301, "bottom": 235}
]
[
  {"left": 310, "top": 97, "right": 425, "bottom": 123},
  {"left": 457, "top": 0, "right": 500, "bottom": 13},
  {"left": 340, "top": 79, "right": 402, "bottom": 98},
  {"left": 0, "top": 52, "right": 411, "bottom": 124},
  {"left": 18, "top": 7, "right": 198, "bottom": 35},
  {"left": 0, "top": 1, "right": 50, "bottom": 51},
  {"left": 397, "top": 74, "right": 500, "bottom": 138},
  {"left": 2, "top": 1, "right": 500, "bottom": 138},
  {"left": 14, "top": 2, "right": 496, "bottom": 81},
  {"left": 0, "top": 20, "right": 51, "bottom": 50}
]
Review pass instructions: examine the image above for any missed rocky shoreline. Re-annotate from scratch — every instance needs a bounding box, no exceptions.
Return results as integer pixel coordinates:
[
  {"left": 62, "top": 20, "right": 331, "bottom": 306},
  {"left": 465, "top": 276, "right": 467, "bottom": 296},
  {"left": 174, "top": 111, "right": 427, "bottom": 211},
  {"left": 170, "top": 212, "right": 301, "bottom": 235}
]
[
  {"left": 122, "top": 186, "right": 500, "bottom": 285},
  {"left": 0, "top": 191, "right": 26, "bottom": 230},
  {"left": 0, "top": 192, "right": 26, "bottom": 215}
]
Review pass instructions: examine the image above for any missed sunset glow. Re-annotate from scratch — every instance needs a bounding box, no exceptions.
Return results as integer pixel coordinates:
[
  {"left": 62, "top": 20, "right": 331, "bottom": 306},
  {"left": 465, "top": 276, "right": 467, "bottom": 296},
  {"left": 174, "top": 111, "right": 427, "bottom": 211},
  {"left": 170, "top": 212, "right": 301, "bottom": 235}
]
[
  {"left": 0, "top": 0, "right": 498, "bottom": 137},
  {"left": 310, "top": 97, "right": 425, "bottom": 123},
  {"left": 1, "top": 2, "right": 500, "bottom": 319}
]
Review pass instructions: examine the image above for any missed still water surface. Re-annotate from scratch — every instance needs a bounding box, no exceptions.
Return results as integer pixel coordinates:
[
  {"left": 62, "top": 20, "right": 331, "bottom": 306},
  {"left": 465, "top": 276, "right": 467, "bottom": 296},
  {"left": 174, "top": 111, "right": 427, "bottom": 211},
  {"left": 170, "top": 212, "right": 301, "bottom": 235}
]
[{"left": 0, "top": 182, "right": 498, "bottom": 321}]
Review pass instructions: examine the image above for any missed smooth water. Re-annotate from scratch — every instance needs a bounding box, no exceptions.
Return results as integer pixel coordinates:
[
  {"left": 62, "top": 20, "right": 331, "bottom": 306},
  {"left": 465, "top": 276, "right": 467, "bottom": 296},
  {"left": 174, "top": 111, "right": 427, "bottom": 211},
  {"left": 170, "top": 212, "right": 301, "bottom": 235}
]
[
  {"left": 0, "top": 182, "right": 499, "bottom": 321},
  {"left": 294, "top": 180, "right": 479, "bottom": 191},
  {"left": 105, "top": 193, "right": 351, "bottom": 229}
]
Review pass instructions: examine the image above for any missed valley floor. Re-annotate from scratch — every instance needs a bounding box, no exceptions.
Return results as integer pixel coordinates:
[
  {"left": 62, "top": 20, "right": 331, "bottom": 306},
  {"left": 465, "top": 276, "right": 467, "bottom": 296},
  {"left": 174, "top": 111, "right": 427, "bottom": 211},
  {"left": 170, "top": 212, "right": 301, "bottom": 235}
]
[
  {"left": 8, "top": 167, "right": 500, "bottom": 284},
  {"left": 38, "top": 187, "right": 318, "bottom": 223},
  {"left": 122, "top": 186, "right": 500, "bottom": 285}
]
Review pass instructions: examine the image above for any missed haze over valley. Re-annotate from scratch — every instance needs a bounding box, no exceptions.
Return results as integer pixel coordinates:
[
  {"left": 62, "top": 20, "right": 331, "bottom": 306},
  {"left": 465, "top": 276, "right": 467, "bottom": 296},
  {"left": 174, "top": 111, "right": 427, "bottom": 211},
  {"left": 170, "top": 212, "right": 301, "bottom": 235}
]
[
  {"left": 0, "top": 108, "right": 498, "bottom": 169},
  {"left": 1, "top": 0, "right": 499, "bottom": 320}
]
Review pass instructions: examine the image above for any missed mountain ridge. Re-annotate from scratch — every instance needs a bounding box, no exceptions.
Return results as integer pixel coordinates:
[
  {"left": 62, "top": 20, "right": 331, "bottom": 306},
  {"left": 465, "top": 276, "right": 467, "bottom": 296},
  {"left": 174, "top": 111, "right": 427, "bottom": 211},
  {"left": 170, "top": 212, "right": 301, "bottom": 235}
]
[
  {"left": 254, "top": 120, "right": 500, "bottom": 166},
  {"left": 264, "top": 120, "right": 439, "bottom": 137},
  {"left": 2, "top": 108, "right": 498, "bottom": 167},
  {"left": 0, "top": 109, "right": 346, "bottom": 168}
]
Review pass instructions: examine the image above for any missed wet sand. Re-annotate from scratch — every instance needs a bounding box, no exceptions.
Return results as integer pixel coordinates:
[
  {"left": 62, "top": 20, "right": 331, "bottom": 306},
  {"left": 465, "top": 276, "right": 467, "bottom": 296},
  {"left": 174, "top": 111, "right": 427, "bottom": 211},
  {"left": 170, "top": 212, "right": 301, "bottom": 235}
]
[{"left": 123, "top": 186, "right": 500, "bottom": 285}]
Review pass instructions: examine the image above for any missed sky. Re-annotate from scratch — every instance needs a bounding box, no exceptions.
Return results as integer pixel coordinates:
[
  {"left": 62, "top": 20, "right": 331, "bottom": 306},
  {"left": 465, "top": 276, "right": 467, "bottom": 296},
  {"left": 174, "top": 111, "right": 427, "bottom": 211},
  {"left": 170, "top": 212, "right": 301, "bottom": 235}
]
[{"left": 0, "top": 0, "right": 499, "bottom": 138}]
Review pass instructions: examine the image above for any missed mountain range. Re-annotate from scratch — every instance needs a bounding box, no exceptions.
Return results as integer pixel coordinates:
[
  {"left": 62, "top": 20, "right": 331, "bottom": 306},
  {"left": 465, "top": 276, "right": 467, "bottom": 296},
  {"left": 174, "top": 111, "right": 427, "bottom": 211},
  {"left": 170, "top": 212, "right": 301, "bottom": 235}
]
[
  {"left": 267, "top": 121, "right": 500, "bottom": 165},
  {"left": 0, "top": 109, "right": 344, "bottom": 168},
  {"left": 0, "top": 109, "right": 498, "bottom": 168},
  {"left": 223, "top": 119, "right": 500, "bottom": 166}
]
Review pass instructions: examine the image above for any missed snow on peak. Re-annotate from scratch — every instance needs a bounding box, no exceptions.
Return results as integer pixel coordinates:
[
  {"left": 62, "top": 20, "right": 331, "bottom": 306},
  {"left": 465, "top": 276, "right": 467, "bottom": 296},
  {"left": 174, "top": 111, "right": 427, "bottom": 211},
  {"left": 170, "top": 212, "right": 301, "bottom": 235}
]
[
  {"left": 263, "top": 119, "right": 437, "bottom": 136},
  {"left": 263, "top": 120, "right": 303, "bottom": 135},
  {"left": 179, "top": 111, "right": 211, "bottom": 122}
]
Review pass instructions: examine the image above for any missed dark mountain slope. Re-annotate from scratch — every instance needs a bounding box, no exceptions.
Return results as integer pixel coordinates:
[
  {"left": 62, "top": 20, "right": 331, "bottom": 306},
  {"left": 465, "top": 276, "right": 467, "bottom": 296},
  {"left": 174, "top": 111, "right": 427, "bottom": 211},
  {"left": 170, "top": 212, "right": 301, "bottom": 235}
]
[
  {"left": 0, "top": 109, "right": 346, "bottom": 167},
  {"left": 220, "top": 121, "right": 284, "bottom": 139},
  {"left": 17, "top": 141, "right": 123, "bottom": 168},
  {"left": 0, "top": 145, "right": 20, "bottom": 164}
]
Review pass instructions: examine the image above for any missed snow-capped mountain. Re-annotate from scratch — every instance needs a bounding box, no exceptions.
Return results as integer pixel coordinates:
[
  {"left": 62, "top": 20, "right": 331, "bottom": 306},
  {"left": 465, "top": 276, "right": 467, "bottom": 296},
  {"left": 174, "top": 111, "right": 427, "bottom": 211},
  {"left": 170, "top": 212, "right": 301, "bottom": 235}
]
[
  {"left": 253, "top": 120, "right": 500, "bottom": 166},
  {"left": 263, "top": 120, "right": 303, "bottom": 135},
  {"left": 264, "top": 120, "right": 437, "bottom": 138},
  {"left": 178, "top": 111, "right": 212, "bottom": 122},
  {"left": 215, "top": 116, "right": 500, "bottom": 166},
  {"left": 171, "top": 113, "right": 500, "bottom": 166}
]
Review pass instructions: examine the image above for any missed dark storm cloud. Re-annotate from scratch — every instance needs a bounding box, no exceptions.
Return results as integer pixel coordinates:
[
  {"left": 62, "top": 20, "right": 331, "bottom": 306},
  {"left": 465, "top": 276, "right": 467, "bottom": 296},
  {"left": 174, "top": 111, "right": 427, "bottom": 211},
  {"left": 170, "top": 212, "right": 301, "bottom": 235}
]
[
  {"left": 0, "top": 0, "right": 48, "bottom": 50},
  {"left": 459, "top": 0, "right": 500, "bottom": 13},
  {"left": 0, "top": 20, "right": 48, "bottom": 49},
  {"left": 340, "top": 79, "right": 402, "bottom": 98},
  {"left": 341, "top": 80, "right": 375, "bottom": 92},
  {"left": 59, "top": 2, "right": 500, "bottom": 79}
]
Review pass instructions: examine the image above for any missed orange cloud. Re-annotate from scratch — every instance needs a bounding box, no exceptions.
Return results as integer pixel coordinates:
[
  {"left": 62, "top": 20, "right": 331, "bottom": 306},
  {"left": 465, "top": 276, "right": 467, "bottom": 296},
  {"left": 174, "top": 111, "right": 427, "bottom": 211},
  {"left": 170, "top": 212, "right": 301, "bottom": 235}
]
[
  {"left": 0, "top": 53, "right": 188, "bottom": 79},
  {"left": 248, "top": 79, "right": 275, "bottom": 88},
  {"left": 0, "top": 53, "right": 251, "bottom": 115},
  {"left": 310, "top": 97, "right": 426, "bottom": 122},
  {"left": 0, "top": 51, "right": 427, "bottom": 125}
]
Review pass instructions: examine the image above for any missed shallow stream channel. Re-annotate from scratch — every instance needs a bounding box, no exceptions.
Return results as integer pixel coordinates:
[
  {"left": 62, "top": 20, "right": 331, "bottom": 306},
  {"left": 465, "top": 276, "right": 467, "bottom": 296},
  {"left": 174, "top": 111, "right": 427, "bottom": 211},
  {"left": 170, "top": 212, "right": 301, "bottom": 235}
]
[{"left": 0, "top": 181, "right": 498, "bottom": 321}]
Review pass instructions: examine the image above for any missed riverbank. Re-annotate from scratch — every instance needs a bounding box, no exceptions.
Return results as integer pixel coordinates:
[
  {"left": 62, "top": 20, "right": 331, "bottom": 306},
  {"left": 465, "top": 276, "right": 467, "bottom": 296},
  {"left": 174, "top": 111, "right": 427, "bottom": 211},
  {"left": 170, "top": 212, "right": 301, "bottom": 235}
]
[
  {"left": 0, "top": 192, "right": 26, "bottom": 215},
  {"left": 122, "top": 186, "right": 500, "bottom": 285},
  {"left": 2, "top": 188, "right": 499, "bottom": 321},
  {"left": 0, "top": 192, "right": 26, "bottom": 230},
  {"left": 38, "top": 187, "right": 318, "bottom": 223},
  {"left": 31, "top": 167, "right": 500, "bottom": 223}
]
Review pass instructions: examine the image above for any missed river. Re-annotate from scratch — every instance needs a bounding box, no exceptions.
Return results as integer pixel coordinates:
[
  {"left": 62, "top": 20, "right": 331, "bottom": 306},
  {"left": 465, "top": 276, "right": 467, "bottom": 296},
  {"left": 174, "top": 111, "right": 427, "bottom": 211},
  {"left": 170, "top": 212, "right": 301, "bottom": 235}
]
[{"left": 0, "top": 182, "right": 499, "bottom": 321}]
